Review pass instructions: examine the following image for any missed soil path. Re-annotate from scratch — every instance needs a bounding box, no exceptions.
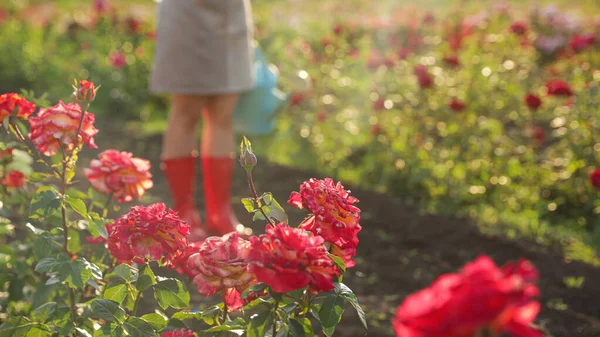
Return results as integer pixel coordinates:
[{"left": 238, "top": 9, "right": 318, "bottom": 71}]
[{"left": 85, "top": 125, "right": 600, "bottom": 337}]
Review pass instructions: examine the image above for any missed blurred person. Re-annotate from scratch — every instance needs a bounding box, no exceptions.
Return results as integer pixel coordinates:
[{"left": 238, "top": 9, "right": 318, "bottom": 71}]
[{"left": 150, "top": 0, "right": 254, "bottom": 240}]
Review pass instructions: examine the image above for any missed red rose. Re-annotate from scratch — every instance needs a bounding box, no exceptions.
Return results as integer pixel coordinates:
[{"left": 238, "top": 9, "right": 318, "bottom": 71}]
[
  {"left": 109, "top": 51, "right": 126, "bottom": 69},
  {"left": 126, "top": 16, "right": 141, "bottom": 34},
  {"left": 187, "top": 232, "right": 255, "bottom": 311},
  {"left": 443, "top": 55, "right": 461, "bottom": 67},
  {"left": 333, "top": 23, "right": 344, "bottom": 35},
  {"left": 0, "top": 93, "right": 36, "bottom": 123},
  {"left": 84, "top": 149, "right": 153, "bottom": 203},
  {"left": 169, "top": 241, "right": 202, "bottom": 278},
  {"left": 414, "top": 65, "right": 433, "bottom": 89},
  {"left": 28, "top": 101, "right": 98, "bottom": 156},
  {"left": 545, "top": 80, "right": 573, "bottom": 97},
  {"left": 397, "top": 47, "right": 411, "bottom": 60},
  {"left": 73, "top": 80, "right": 97, "bottom": 103},
  {"left": 160, "top": 329, "right": 195, "bottom": 337},
  {"left": 448, "top": 99, "right": 466, "bottom": 112},
  {"left": 524, "top": 93, "right": 542, "bottom": 110},
  {"left": 2, "top": 170, "right": 25, "bottom": 188},
  {"left": 106, "top": 203, "right": 190, "bottom": 265},
  {"left": 93, "top": 0, "right": 111, "bottom": 15},
  {"left": 422, "top": 12, "right": 435, "bottom": 25},
  {"left": 510, "top": 21, "right": 528, "bottom": 36},
  {"left": 373, "top": 98, "right": 386, "bottom": 111},
  {"left": 569, "top": 34, "right": 595, "bottom": 52},
  {"left": 289, "top": 93, "right": 305, "bottom": 106},
  {"left": 590, "top": 169, "right": 600, "bottom": 189},
  {"left": 288, "top": 178, "right": 361, "bottom": 268},
  {"left": 532, "top": 125, "right": 545, "bottom": 145},
  {"left": 248, "top": 223, "right": 339, "bottom": 293},
  {"left": 370, "top": 124, "right": 381, "bottom": 136},
  {"left": 393, "top": 256, "right": 542, "bottom": 337}
]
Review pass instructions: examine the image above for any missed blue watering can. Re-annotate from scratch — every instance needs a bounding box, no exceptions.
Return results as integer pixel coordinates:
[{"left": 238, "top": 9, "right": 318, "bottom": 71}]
[{"left": 233, "top": 46, "right": 289, "bottom": 135}]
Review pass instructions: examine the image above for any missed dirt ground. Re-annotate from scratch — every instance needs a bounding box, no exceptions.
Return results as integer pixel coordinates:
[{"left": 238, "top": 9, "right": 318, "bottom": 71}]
[{"left": 83, "top": 125, "right": 600, "bottom": 337}]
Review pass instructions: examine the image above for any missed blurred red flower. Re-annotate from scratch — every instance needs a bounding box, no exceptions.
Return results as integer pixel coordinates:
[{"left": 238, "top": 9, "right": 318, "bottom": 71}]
[
  {"left": 187, "top": 232, "right": 255, "bottom": 311},
  {"left": 0, "top": 149, "right": 13, "bottom": 163},
  {"left": 333, "top": 23, "right": 344, "bottom": 35},
  {"left": 0, "top": 93, "right": 36, "bottom": 123},
  {"left": 532, "top": 125, "right": 545, "bottom": 145},
  {"left": 443, "top": 55, "right": 461, "bottom": 67},
  {"left": 289, "top": 92, "right": 305, "bottom": 106},
  {"left": 84, "top": 149, "right": 153, "bottom": 203},
  {"left": 524, "top": 93, "right": 542, "bottom": 110},
  {"left": 448, "top": 99, "right": 466, "bottom": 112},
  {"left": 109, "top": 51, "right": 126, "bottom": 69},
  {"left": 569, "top": 34, "right": 596, "bottom": 52},
  {"left": 590, "top": 169, "right": 600, "bottom": 189},
  {"left": 289, "top": 178, "right": 361, "bottom": 268},
  {"left": 28, "top": 101, "right": 98, "bottom": 156},
  {"left": 373, "top": 98, "right": 386, "bottom": 111},
  {"left": 393, "top": 255, "right": 542, "bottom": 337},
  {"left": 546, "top": 80, "right": 573, "bottom": 97},
  {"left": 248, "top": 223, "right": 339, "bottom": 293},
  {"left": 414, "top": 65, "right": 433, "bottom": 89},
  {"left": 2, "top": 170, "right": 25, "bottom": 188},
  {"left": 160, "top": 329, "right": 195, "bottom": 337},
  {"left": 106, "top": 203, "right": 190, "bottom": 265},
  {"left": 510, "top": 21, "right": 528, "bottom": 36},
  {"left": 422, "top": 12, "right": 435, "bottom": 25}
]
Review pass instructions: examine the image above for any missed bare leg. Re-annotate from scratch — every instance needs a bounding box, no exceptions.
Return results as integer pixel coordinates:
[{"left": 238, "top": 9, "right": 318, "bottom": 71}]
[
  {"left": 162, "top": 94, "right": 205, "bottom": 158},
  {"left": 161, "top": 94, "right": 207, "bottom": 240},
  {"left": 201, "top": 94, "right": 252, "bottom": 236},
  {"left": 201, "top": 94, "right": 238, "bottom": 156}
]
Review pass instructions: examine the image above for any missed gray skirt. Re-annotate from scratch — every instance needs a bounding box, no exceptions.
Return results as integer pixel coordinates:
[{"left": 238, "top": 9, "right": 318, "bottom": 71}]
[{"left": 150, "top": 0, "right": 255, "bottom": 94}]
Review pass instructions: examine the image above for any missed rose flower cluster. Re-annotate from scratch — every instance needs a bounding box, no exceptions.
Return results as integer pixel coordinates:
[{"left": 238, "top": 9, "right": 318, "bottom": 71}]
[{"left": 100, "top": 177, "right": 359, "bottom": 310}]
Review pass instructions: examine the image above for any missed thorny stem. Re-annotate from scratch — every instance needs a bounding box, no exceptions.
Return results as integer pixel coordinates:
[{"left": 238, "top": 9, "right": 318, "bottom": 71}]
[
  {"left": 60, "top": 146, "right": 78, "bottom": 331},
  {"left": 102, "top": 194, "right": 112, "bottom": 218},
  {"left": 132, "top": 263, "right": 147, "bottom": 317},
  {"left": 272, "top": 297, "right": 280, "bottom": 337},
  {"left": 74, "top": 102, "right": 89, "bottom": 148},
  {"left": 245, "top": 170, "right": 275, "bottom": 226},
  {"left": 221, "top": 304, "right": 228, "bottom": 324}
]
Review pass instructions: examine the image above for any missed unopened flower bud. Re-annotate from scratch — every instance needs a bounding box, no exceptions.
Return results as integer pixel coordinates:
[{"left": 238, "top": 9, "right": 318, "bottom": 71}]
[
  {"left": 72, "top": 79, "right": 97, "bottom": 103},
  {"left": 239, "top": 136, "right": 257, "bottom": 170}
]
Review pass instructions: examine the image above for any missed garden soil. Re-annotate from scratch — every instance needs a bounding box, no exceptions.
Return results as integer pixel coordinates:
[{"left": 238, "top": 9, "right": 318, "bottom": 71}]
[{"left": 82, "top": 126, "right": 600, "bottom": 337}]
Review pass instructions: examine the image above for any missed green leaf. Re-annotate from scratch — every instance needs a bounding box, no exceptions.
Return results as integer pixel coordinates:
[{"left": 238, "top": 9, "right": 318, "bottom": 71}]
[
  {"left": 32, "top": 302, "right": 57, "bottom": 323},
  {"left": 242, "top": 198, "right": 256, "bottom": 213},
  {"left": 334, "top": 283, "right": 367, "bottom": 331},
  {"left": 289, "top": 317, "right": 313, "bottom": 337},
  {"left": 24, "top": 326, "right": 52, "bottom": 337},
  {"left": 32, "top": 284, "right": 56, "bottom": 309},
  {"left": 68, "top": 229, "right": 81, "bottom": 254},
  {"left": 87, "top": 217, "right": 108, "bottom": 239},
  {"left": 33, "top": 236, "right": 54, "bottom": 260},
  {"left": 328, "top": 254, "right": 346, "bottom": 273},
  {"left": 35, "top": 257, "right": 58, "bottom": 273},
  {"left": 75, "top": 327, "right": 93, "bottom": 337},
  {"left": 122, "top": 317, "right": 156, "bottom": 337},
  {"left": 28, "top": 172, "right": 51, "bottom": 183},
  {"left": 136, "top": 265, "right": 156, "bottom": 292},
  {"left": 198, "top": 323, "right": 245, "bottom": 336},
  {"left": 29, "top": 190, "right": 61, "bottom": 219},
  {"left": 153, "top": 278, "right": 190, "bottom": 310},
  {"left": 199, "top": 306, "right": 221, "bottom": 325},
  {"left": 108, "top": 264, "right": 135, "bottom": 281},
  {"left": 56, "top": 256, "right": 95, "bottom": 289},
  {"left": 0, "top": 316, "right": 33, "bottom": 337},
  {"left": 104, "top": 281, "right": 129, "bottom": 305},
  {"left": 140, "top": 313, "right": 168, "bottom": 331},
  {"left": 318, "top": 294, "right": 346, "bottom": 336},
  {"left": 259, "top": 192, "right": 288, "bottom": 224},
  {"left": 246, "top": 310, "right": 274, "bottom": 337},
  {"left": 65, "top": 197, "right": 87, "bottom": 217},
  {"left": 91, "top": 299, "right": 126, "bottom": 323}
]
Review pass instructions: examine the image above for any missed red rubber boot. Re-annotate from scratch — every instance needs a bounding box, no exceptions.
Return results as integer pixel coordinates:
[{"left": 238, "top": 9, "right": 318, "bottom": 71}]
[
  {"left": 161, "top": 156, "right": 207, "bottom": 241},
  {"left": 201, "top": 156, "right": 250, "bottom": 237}
]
